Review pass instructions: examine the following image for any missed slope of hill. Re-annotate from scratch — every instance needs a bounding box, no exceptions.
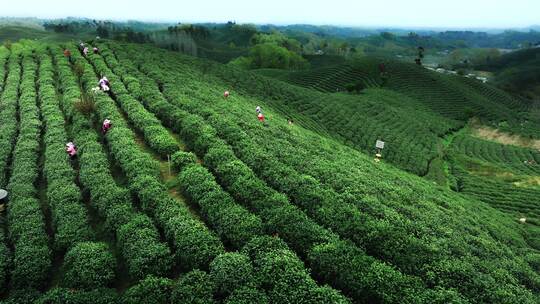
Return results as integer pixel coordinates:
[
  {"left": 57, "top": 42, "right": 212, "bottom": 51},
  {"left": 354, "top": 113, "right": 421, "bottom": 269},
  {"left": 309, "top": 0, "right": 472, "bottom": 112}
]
[
  {"left": 476, "top": 47, "right": 540, "bottom": 100},
  {"left": 0, "top": 25, "right": 89, "bottom": 43},
  {"left": 0, "top": 39, "right": 538, "bottom": 303}
]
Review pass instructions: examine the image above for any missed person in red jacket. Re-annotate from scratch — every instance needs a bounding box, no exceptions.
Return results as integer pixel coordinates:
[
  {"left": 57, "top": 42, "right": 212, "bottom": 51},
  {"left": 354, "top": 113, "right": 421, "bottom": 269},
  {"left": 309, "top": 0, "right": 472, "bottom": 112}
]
[
  {"left": 224, "top": 90, "right": 230, "bottom": 98},
  {"left": 257, "top": 112, "right": 265, "bottom": 122}
]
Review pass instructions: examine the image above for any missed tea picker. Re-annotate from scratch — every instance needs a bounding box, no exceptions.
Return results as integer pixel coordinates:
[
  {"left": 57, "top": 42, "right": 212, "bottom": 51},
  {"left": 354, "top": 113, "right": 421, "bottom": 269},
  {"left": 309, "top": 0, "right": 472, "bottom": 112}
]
[
  {"left": 98, "top": 76, "right": 110, "bottom": 92},
  {"left": 0, "top": 189, "right": 7, "bottom": 212},
  {"left": 102, "top": 119, "right": 112, "bottom": 134},
  {"left": 224, "top": 90, "right": 230, "bottom": 98},
  {"left": 66, "top": 142, "right": 78, "bottom": 159}
]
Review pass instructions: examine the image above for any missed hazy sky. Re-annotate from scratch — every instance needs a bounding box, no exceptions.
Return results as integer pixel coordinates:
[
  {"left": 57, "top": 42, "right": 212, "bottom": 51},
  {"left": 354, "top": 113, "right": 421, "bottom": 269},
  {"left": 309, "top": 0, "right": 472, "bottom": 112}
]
[{"left": 3, "top": 0, "right": 539, "bottom": 28}]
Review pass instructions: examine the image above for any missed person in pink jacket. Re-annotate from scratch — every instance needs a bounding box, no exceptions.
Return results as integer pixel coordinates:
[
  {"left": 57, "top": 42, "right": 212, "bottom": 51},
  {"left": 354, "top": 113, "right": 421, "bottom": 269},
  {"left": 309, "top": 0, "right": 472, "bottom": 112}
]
[
  {"left": 66, "top": 142, "right": 77, "bottom": 159},
  {"left": 102, "top": 119, "right": 112, "bottom": 134}
]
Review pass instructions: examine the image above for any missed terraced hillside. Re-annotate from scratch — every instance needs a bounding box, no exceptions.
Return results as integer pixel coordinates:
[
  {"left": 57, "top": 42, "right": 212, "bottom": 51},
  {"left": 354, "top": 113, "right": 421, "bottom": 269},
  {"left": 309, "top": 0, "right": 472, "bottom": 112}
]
[
  {"left": 0, "top": 40, "right": 538, "bottom": 303},
  {"left": 475, "top": 47, "right": 540, "bottom": 100},
  {"left": 448, "top": 131, "right": 540, "bottom": 251},
  {"left": 263, "top": 58, "right": 537, "bottom": 134},
  {"left": 263, "top": 59, "right": 382, "bottom": 93}
]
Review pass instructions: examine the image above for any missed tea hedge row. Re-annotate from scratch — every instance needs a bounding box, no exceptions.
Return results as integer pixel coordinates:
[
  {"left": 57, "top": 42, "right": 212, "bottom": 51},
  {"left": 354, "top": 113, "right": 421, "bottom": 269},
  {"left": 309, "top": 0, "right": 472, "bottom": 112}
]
[
  {"left": 6, "top": 47, "right": 51, "bottom": 290},
  {"left": 0, "top": 45, "right": 13, "bottom": 293}
]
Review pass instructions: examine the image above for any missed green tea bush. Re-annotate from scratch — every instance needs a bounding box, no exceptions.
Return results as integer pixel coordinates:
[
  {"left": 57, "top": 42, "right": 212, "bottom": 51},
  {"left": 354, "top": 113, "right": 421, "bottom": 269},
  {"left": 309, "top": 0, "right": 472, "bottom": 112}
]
[
  {"left": 62, "top": 242, "right": 116, "bottom": 289},
  {"left": 210, "top": 253, "right": 255, "bottom": 297},
  {"left": 122, "top": 276, "right": 173, "bottom": 304},
  {"left": 171, "top": 270, "right": 216, "bottom": 304},
  {"left": 6, "top": 48, "right": 51, "bottom": 290}
]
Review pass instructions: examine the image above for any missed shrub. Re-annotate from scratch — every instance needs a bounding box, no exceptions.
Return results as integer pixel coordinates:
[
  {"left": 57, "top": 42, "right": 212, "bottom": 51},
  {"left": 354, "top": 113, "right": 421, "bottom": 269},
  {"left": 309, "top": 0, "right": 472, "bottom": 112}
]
[
  {"left": 3, "top": 288, "right": 41, "bottom": 304},
  {"left": 163, "top": 215, "right": 224, "bottom": 270},
  {"left": 36, "top": 287, "right": 118, "bottom": 304},
  {"left": 178, "top": 164, "right": 263, "bottom": 249},
  {"left": 171, "top": 151, "right": 197, "bottom": 171},
  {"left": 171, "top": 270, "right": 216, "bottom": 304},
  {"left": 117, "top": 215, "right": 172, "bottom": 279},
  {"left": 122, "top": 275, "right": 173, "bottom": 304},
  {"left": 73, "top": 93, "right": 96, "bottom": 116},
  {"left": 210, "top": 253, "right": 255, "bottom": 297},
  {"left": 62, "top": 242, "right": 116, "bottom": 290},
  {"left": 224, "top": 287, "right": 269, "bottom": 304}
]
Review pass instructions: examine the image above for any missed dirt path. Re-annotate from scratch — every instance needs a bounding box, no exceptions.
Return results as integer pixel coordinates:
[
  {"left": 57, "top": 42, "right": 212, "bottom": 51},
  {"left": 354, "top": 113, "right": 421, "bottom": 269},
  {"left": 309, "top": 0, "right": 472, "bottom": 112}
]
[{"left": 471, "top": 125, "right": 540, "bottom": 151}]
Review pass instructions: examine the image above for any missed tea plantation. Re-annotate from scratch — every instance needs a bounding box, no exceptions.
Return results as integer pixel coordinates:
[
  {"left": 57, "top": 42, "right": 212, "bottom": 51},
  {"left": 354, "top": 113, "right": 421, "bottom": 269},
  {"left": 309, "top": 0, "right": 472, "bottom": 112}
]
[{"left": 0, "top": 39, "right": 538, "bottom": 303}]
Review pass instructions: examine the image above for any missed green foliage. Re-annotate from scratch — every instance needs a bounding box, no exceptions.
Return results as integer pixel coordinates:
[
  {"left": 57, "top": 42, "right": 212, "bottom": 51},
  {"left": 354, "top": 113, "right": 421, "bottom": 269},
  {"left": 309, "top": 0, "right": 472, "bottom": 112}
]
[
  {"left": 171, "top": 151, "right": 197, "bottom": 171},
  {"left": 6, "top": 46, "right": 51, "bottom": 290},
  {"left": 62, "top": 242, "right": 116, "bottom": 290},
  {"left": 37, "top": 49, "right": 93, "bottom": 252},
  {"left": 1, "top": 35, "right": 538, "bottom": 303},
  {"left": 210, "top": 253, "right": 255, "bottom": 297},
  {"left": 52, "top": 45, "right": 174, "bottom": 280},
  {"left": 241, "top": 236, "right": 352, "bottom": 304},
  {"left": 224, "top": 287, "right": 269, "bottom": 304},
  {"left": 2, "top": 288, "right": 41, "bottom": 304},
  {"left": 123, "top": 41, "right": 540, "bottom": 303},
  {"left": 36, "top": 287, "right": 119, "bottom": 304},
  {"left": 251, "top": 32, "right": 302, "bottom": 54},
  {"left": 117, "top": 215, "right": 172, "bottom": 279},
  {"left": 122, "top": 276, "right": 173, "bottom": 304},
  {"left": 179, "top": 164, "right": 264, "bottom": 248},
  {"left": 68, "top": 44, "right": 225, "bottom": 272},
  {"left": 232, "top": 43, "right": 309, "bottom": 70},
  {"left": 171, "top": 270, "right": 216, "bottom": 304}
]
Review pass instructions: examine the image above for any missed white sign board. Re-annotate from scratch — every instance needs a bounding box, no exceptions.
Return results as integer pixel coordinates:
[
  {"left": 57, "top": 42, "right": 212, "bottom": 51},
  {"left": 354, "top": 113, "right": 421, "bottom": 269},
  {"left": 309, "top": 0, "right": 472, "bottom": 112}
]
[{"left": 375, "top": 140, "right": 385, "bottom": 149}]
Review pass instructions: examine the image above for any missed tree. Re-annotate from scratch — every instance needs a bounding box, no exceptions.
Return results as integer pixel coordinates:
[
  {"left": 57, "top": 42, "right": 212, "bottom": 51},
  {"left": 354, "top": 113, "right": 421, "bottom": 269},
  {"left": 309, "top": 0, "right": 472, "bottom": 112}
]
[
  {"left": 381, "top": 32, "right": 395, "bottom": 40},
  {"left": 96, "top": 26, "right": 109, "bottom": 38},
  {"left": 247, "top": 43, "right": 309, "bottom": 70}
]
